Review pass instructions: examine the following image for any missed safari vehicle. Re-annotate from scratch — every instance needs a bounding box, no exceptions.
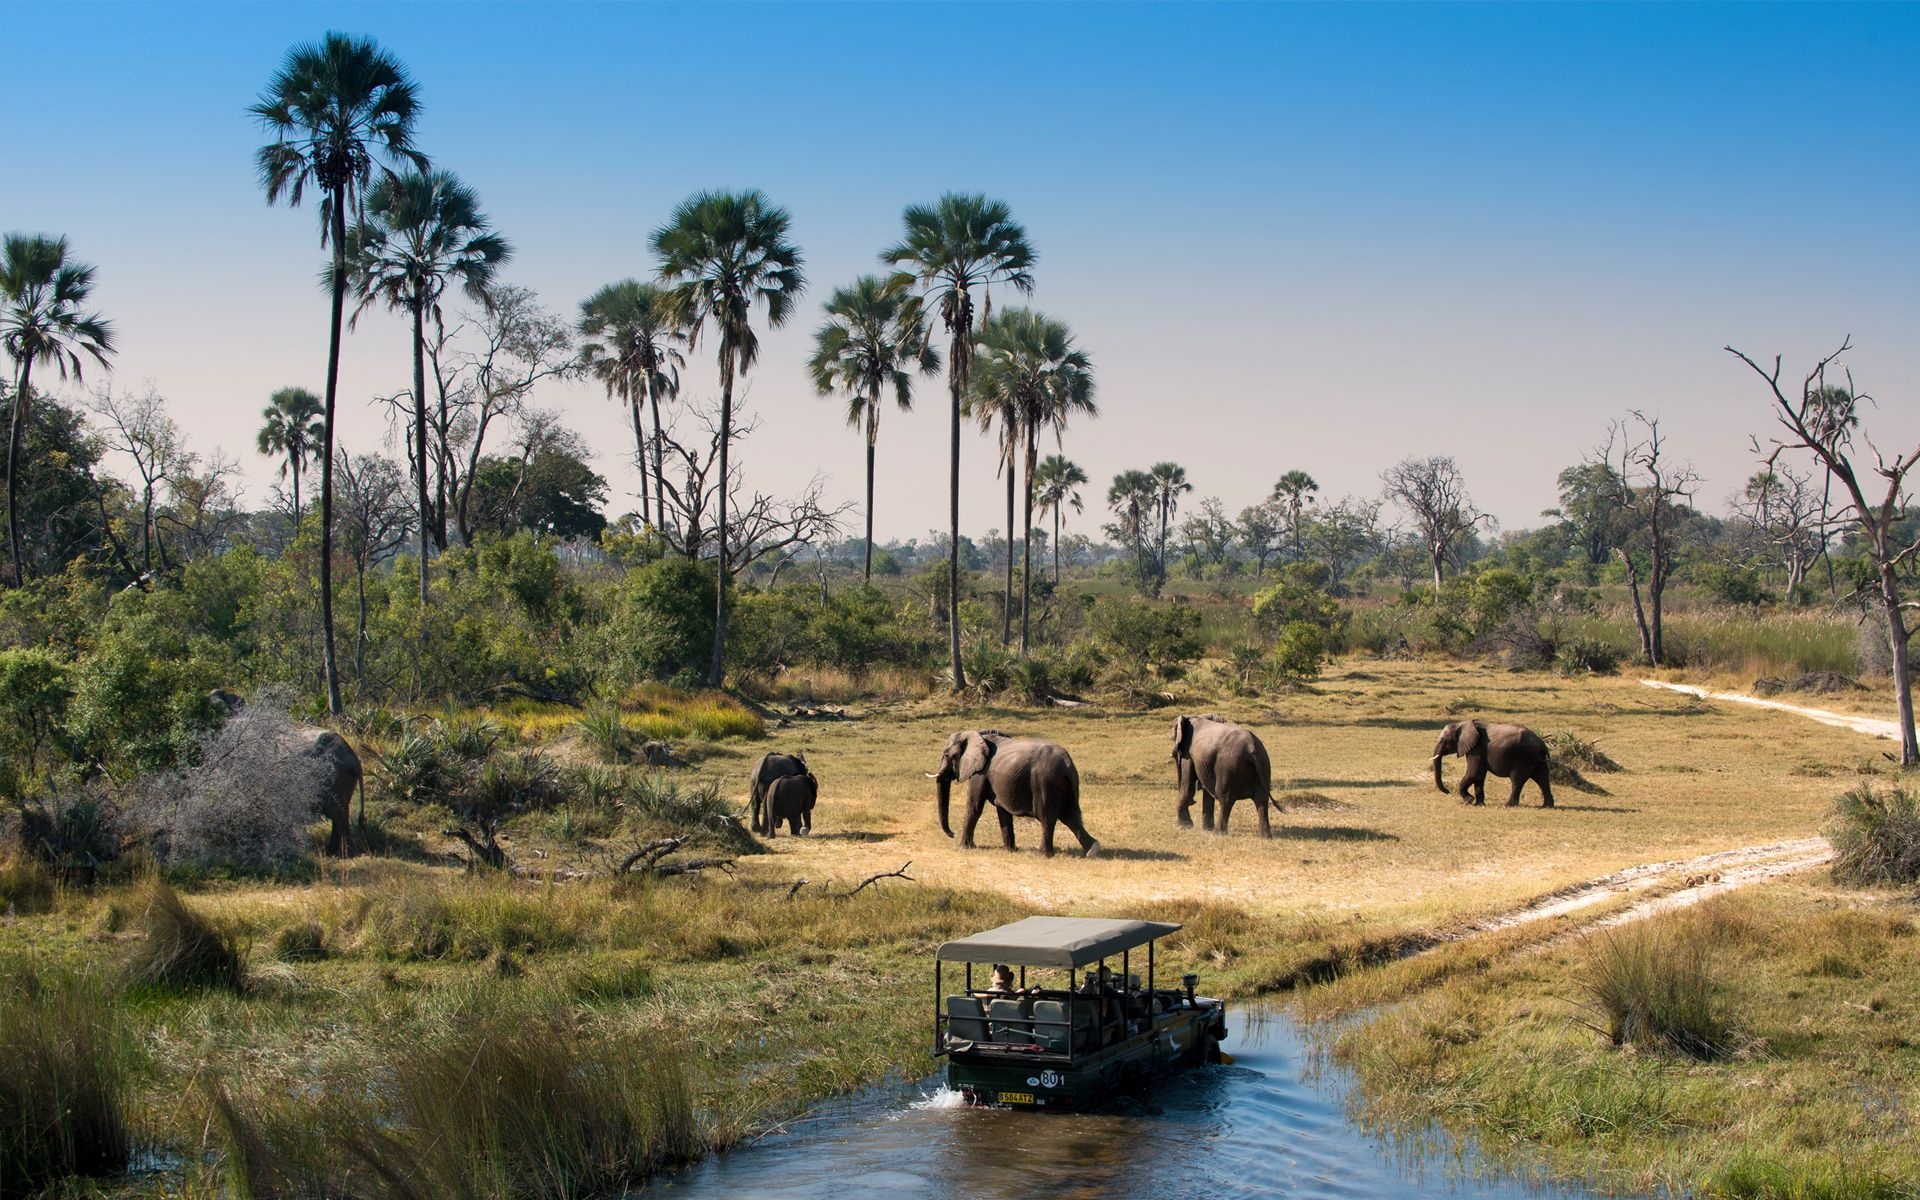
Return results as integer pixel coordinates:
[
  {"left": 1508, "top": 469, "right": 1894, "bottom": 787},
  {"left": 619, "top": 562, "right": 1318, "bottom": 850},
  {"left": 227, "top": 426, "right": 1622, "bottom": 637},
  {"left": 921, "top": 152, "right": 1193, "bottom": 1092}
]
[{"left": 935, "top": 916, "right": 1228, "bottom": 1109}]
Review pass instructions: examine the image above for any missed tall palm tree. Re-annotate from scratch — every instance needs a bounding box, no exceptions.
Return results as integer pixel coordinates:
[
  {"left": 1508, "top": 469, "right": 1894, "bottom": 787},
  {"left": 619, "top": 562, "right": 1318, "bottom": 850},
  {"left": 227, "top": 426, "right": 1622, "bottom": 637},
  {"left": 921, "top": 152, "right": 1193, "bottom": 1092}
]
[
  {"left": 1109, "top": 469, "right": 1156, "bottom": 578},
  {"left": 348, "top": 169, "right": 510, "bottom": 604},
  {"left": 1034, "top": 454, "right": 1087, "bottom": 584},
  {"left": 1149, "top": 462, "right": 1191, "bottom": 575},
  {"left": 807, "top": 275, "right": 937, "bottom": 582},
  {"left": 964, "top": 359, "right": 1022, "bottom": 646},
  {"left": 651, "top": 190, "right": 805, "bottom": 686},
  {"left": 1271, "top": 469, "right": 1319, "bottom": 562},
  {"left": 971, "top": 309, "right": 1095, "bottom": 652},
  {"left": 883, "top": 194, "right": 1035, "bottom": 689},
  {"left": 579, "top": 280, "right": 684, "bottom": 535},
  {"left": 253, "top": 32, "right": 426, "bottom": 715},
  {"left": 257, "top": 386, "right": 325, "bottom": 528},
  {"left": 2, "top": 234, "right": 115, "bottom": 586}
]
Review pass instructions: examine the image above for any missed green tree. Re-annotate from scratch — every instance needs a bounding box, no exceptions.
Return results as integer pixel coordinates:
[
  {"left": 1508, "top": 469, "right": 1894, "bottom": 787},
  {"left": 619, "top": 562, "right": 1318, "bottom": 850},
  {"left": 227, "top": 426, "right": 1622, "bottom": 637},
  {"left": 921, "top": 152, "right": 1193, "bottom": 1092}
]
[
  {"left": 256, "top": 386, "right": 324, "bottom": 527},
  {"left": 1149, "top": 462, "right": 1191, "bottom": 575},
  {"left": 970, "top": 309, "right": 1096, "bottom": 652},
  {"left": 651, "top": 189, "right": 805, "bottom": 686},
  {"left": 1271, "top": 470, "right": 1318, "bottom": 562},
  {"left": 348, "top": 169, "right": 511, "bottom": 604},
  {"left": 807, "top": 275, "right": 937, "bottom": 582},
  {"left": 2, "top": 234, "right": 116, "bottom": 586},
  {"left": 1106, "top": 469, "right": 1157, "bottom": 583},
  {"left": 253, "top": 32, "right": 426, "bottom": 715},
  {"left": 578, "top": 280, "right": 684, "bottom": 534},
  {"left": 883, "top": 194, "right": 1036, "bottom": 689},
  {"left": 1034, "top": 454, "right": 1088, "bottom": 583}
]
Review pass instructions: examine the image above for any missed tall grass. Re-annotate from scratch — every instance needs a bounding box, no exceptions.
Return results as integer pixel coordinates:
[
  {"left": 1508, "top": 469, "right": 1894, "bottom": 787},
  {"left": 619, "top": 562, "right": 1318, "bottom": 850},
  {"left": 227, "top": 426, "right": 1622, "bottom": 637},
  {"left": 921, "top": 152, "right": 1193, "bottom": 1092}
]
[
  {"left": 123, "top": 879, "right": 246, "bottom": 993},
  {"left": 0, "top": 972, "right": 132, "bottom": 1196},
  {"left": 1826, "top": 780, "right": 1920, "bottom": 886},
  {"left": 1568, "top": 607, "right": 1860, "bottom": 678},
  {"left": 0, "top": 854, "right": 57, "bottom": 915},
  {"left": 1579, "top": 923, "right": 1730, "bottom": 1059}
]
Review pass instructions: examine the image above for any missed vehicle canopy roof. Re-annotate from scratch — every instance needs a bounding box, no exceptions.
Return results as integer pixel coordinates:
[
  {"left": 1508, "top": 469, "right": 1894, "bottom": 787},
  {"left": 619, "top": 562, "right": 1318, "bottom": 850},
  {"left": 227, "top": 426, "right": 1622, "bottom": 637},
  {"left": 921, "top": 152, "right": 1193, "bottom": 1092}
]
[{"left": 936, "top": 916, "right": 1183, "bottom": 969}]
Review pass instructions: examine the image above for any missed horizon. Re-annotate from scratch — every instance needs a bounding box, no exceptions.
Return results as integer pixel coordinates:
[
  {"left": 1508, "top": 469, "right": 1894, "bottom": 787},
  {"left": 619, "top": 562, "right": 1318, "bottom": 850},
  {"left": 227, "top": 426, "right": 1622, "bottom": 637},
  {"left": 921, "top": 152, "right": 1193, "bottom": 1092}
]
[{"left": 3, "top": 1, "right": 1916, "bottom": 543}]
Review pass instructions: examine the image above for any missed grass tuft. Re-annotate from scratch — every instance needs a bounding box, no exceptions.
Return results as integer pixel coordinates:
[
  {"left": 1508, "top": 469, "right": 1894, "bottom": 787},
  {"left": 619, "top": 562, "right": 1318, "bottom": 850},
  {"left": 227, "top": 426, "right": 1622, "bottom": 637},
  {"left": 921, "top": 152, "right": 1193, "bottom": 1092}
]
[
  {"left": 1826, "top": 780, "right": 1920, "bottom": 886},
  {"left": 0, "top": 853, "right": 58, "bottom": 915},
  {"left": 0, "top": 971, "right": 132, "bottom": 1194},
  {"left": 1545, "top": 729, "right": 1623, "bottom": 773},
  {"left": 123, "top": 878, "right": 246, "bottom": 993},
  {"left": 1578, "top": 922, "right": 1731, "bottom": 1060}
]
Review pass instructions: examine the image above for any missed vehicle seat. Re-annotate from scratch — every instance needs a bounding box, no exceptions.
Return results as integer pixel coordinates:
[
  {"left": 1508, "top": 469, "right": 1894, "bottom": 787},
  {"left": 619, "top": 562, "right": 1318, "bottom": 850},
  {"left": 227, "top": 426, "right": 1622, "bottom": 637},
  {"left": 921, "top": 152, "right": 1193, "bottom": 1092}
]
[
  {"left": 987, "top": 997, "right": 1033, "bottom": 1044},
  {"left": 946, "top": 995, "right": 988, "bottom": 1044},
  {"left": 1029, "top": 999, "right": 1071, "bottom": 1053},
  {"left": 1068, "top": 998, "right": 1097, "bottom": 1052}
]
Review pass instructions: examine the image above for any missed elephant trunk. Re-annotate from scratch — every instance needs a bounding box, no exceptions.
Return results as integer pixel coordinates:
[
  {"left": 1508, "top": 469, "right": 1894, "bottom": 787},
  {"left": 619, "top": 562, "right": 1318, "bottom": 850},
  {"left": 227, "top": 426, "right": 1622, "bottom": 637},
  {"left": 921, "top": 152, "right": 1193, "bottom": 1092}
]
[
  {"left": 936, "top": 772, "right": 954, "bottom": 837},
  {"left": 1432, "top": 753, "right": 1447, "bottom": 793}
]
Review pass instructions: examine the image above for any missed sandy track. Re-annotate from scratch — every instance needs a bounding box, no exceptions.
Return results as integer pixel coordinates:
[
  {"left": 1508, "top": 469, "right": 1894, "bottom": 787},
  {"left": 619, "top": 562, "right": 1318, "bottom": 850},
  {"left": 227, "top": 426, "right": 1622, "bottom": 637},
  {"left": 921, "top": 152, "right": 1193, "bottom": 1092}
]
[{"left": 1641, "top": 679, "right": 1900, "bottom": 741}]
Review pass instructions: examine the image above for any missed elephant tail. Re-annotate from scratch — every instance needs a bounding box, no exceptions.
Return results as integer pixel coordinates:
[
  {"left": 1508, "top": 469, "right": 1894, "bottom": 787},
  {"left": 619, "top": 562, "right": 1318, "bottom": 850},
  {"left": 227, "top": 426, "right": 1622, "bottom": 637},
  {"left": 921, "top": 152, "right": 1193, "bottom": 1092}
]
[{"left": 355, "top": 770, "right": 368, "bottom": 835}]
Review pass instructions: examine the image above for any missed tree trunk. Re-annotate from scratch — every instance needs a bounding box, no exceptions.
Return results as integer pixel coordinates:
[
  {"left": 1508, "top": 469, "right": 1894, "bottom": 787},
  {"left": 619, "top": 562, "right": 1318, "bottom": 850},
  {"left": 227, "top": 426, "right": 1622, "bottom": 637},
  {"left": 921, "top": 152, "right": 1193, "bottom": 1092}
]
[
  {"left": 947, "top": 353, "right": 965, "bottom": 691},
  {"left": 649, "top": 378, "right": 667, "bottom": 546},
  {"left": 1430, "top": 544, "right": 1444, "bottom": 592},
  {"left": 1003, "top": 436, "right": 1015, "bottom": 647},
  {"left": 1053, "top": 503, "right": 1062, "bottom": 584},
  {"left": 1879, "top": 562, "right": 1919, "bottom": 766},
  {"left": 319, "top": 197, "right": 346, "bottom": 715},
  {"left": 290, "top": 452, "right": 302, "bottom": 530},
  {"left": 708, "top": 345, "right": 733, "bottom": 688},
  {"left": 629, "top": 381, "right": 650, "bottom": 527},
  {"left": 1617, "top": 547, "right": 1655, "bottom": 667},
  {"left": 864, "top": 403, "right": 876, "bottom": 583},
  {"left": 1020, "top": 421, "right": 1036, "bottom": 655},
  {"left": 411, "top": 297, "right": 430, "bottom": 606},
  {"left": 5, "top": 361, "right": 30, "bottom": 585},
  {"left": 355, "top": 553, "right": 369, "bottom": 685}
]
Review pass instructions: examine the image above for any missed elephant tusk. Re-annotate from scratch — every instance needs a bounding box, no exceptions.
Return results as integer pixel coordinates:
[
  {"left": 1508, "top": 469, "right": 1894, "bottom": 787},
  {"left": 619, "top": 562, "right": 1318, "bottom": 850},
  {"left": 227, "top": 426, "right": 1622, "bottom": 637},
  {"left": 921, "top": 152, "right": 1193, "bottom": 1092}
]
[
  {"left": 1429, "top": 754, "right": 1442, "bottom": 763},
  {"left": 924, "top": 771, "right": 941, "bottom": 778}
]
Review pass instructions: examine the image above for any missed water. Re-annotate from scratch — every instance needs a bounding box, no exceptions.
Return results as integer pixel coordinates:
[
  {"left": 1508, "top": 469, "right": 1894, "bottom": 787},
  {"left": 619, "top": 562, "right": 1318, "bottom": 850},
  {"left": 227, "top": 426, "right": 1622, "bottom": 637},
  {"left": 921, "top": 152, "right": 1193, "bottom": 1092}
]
[{"left": 641, "top": 1008, "right": 1596, "bottom": 1200}]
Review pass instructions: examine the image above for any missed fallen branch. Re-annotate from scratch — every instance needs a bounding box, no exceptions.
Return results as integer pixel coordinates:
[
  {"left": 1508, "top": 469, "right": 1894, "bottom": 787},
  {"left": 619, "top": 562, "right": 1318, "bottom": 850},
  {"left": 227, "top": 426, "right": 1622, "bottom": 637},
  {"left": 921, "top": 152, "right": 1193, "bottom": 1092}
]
[
  {"left": 614, "top": 836, "right": 686, "bottom": 875},
  {"left": 787, "top": 861, "right": 916, "bottom": 900}
]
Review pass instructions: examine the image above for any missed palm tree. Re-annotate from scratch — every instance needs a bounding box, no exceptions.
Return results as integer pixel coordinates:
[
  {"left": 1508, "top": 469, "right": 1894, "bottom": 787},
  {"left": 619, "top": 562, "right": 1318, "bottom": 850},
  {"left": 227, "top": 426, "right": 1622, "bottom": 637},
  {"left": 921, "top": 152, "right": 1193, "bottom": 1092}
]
[
  {"left": 1271, "top": 469, "right": 1319, "bottom": 562},
  {"left": 253, "top": 32, "right": 426, "bottom": 715},
  {"left": 1, "top": 234, "right": 115, "bottom": 586},
  {"left": 1034, "top": 454, "right": 1087, "bottom": 584},
  {"left": 1108, "top": 469, "right": 1156, "bottom": 578},
  {"left": 807, "top": 275, "right": 937, "bottom": 582},
  {"left": 964, "top": 358, "right": 1022, "bottom": 646},
  {"left": 579, "top": 280, "right": 684, "bottom": 535},
  {"left": 651, "top": 190, "right": 805, "bottom": 687},
  {"left": 1149, "top": 461, "right": 1191, "bottom": 575},
  {"left": 971, "top": 309, "right": 1095, "bottom": 652},
  {"left": 883, "top": 194, "right": 1035, "bottom": 689},
  {"left": 348, "top": 169, "right": 510, "bottom": 604},
  {"left": 257, "top": 386, "right": 325, "bottom": 528}
]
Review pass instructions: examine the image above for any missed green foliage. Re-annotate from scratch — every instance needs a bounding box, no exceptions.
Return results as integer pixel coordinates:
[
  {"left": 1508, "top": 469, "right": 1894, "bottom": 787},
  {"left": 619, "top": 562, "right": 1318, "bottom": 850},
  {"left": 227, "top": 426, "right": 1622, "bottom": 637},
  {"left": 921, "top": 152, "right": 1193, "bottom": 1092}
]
[
  {"left": 0, "top": 971, "right": 132, "bottom": 1195},
  {"left": 729, "top": 583, "right": 931, "bottom": 683},
  {"left": 1826, "top": 781, "right": 1920, "bottom": 886},
  {"left": 1467, "top": 568, "right": 1533, "bottom": 632},
  {"left": 1250, "top": 577, "right": 1340, "bottom": 638},
  {"left": 1699, "top": 563, "right": 1772, "bottom": 607},
  {"left": 0, "top": 648, "right": 72, "bottom": 795},
  {"left": 1579, "top": 923, "right": 1731, "bottom": 1059},
  {"left": 1555, "top": 635, "right": 1623, "bottom": 677},
  {"left": 65, "top": 598, "right": 222, "bottom": 778},
  {"left": 1544, "top": 730, "right": 1623, "bottom": 773},
  {"left": 603, "top": 557, "right": 715, "bottom": 690},
  {"left": 1091, "top": 598, "right": 1203, "bottom": 677},
  {"left": 574, "top": 707, "right": 629, "bottom": 762},
  {"left": 1269, "top": 621, "right": 1329, "bottom": 681}
]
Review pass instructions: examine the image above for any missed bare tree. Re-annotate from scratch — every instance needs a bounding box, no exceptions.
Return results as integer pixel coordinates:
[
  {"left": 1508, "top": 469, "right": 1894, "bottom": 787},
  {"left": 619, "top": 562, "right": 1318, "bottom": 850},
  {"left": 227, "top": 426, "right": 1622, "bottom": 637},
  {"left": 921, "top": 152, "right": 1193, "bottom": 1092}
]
[
  {"left": 160, "top": 449, "right": 245, "bottom": 562},
  {"left": 89, "top": 383, "right": 191, "bottom": 574},
  {"left": 1594, "top": 412, "right": 1699, "bottom": 668},
  {"left": 1380, "top": 456, "right": 1487, "bottom": 590},
  {"left": 336, "top": 448, "right": 412, "bottom": 685},
  {"left": 1730, "top": 340, "right": 1918, "bottom": 766},
  {"left": 656, "top": 400, "right": 846, "bottom": 576},
  {"left": 1731, "top": 465, "right": 1830, "bottom": 601}
]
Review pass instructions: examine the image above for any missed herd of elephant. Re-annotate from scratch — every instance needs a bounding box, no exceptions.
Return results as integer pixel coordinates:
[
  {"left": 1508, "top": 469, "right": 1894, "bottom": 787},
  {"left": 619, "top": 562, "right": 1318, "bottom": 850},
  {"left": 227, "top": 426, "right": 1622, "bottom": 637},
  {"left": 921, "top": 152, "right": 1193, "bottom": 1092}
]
[{"left": 748, "top": 714, "right": 1557, "bottom": 858}]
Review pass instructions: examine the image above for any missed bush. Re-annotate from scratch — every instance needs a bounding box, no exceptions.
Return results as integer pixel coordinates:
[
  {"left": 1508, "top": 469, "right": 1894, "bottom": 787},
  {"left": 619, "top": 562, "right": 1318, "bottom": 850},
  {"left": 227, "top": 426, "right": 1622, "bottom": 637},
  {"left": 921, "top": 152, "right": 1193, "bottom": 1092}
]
[
  {"left": 1555, "top": 635, "right": 1622, "bottom": 676},
  {"left": 15, "top": 786, "right": 123, "bottom": 884},
  {"left": 1827, "top": 781, "right": 1920, "bottom": 886},
  {"left": 575, "top": 707, "right": 629, "bottom": 762},
  {"left": 0, "top": 647, "right": 72, "bottom": 796},
  {"left": 1250, "top": 579, "right": 1340, "bottom": 638},
  {"left": 603, "top": 557, "right": 716, "bottom": 690},
  {"left": 1700, "top": 564, "right": 1772, "bottom": 607},
  {"left": 1270, "top": 621, "right": 1329, "bottom": 681},
  {"left": 1579, "top": 923, "right": 1730, "bottom": 1059},
  {"left": 124, "top": 879, "right": 246, "bottom": 993},
  {"left": 0, "top": 972, "right": 132, "bottom": 1195},
  {"left": 1092, "top": 599, "right": 1204, "bottom": 678},
  {"left": 1545, "top": 730, "right": 1623, "bottom": 773}
]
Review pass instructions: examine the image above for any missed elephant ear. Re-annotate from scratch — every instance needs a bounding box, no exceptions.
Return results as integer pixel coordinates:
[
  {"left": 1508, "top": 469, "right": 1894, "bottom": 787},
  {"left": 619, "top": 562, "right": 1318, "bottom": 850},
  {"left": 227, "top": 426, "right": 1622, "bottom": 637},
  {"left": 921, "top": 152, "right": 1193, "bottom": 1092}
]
[
  {"left": 958, "top": 732, "right": 996, "bottom": 780},
  {"left": 1172, "top": 716, "right": 1193, "bottom": 757},
  {"left": 1457, "top": 720, "right": 1485, "bottom": 758}
]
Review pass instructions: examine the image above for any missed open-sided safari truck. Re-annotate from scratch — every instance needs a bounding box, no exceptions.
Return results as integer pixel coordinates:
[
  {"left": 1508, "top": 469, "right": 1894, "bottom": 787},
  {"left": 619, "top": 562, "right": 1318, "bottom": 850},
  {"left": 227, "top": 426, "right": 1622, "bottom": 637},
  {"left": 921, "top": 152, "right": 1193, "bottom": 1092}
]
[{"left": 935, "top": 916, "right": 1229, "bottom": 1109}]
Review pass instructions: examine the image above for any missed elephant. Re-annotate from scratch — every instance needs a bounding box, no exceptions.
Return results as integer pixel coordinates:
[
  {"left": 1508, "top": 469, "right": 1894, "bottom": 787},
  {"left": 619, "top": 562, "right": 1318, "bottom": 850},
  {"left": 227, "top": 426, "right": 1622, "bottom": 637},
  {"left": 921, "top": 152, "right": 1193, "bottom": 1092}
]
[
  {"left": 1432, "top": 719, "right": 1554, "bottom": 808},
  {"left": 928, "top": 730, "right": 1100, "bottom": 858},
  {"left": 763, "top": 771, "right": 817, "bottom": 837},
  {"left": 748, "top": 751, "right": 809, "bottom": 835},
  {"left": 1171, "top": 714, "right": 1275, "bottom": 837},
  {"left": 208, "top": 690, "right": 363, "bottom": 854}
]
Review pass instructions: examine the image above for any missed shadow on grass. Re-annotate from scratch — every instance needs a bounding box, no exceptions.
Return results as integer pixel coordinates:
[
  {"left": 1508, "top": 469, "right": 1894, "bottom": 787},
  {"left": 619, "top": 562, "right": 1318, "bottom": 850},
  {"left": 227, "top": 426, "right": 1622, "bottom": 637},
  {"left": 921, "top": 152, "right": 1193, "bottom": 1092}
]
[
  {"left": 1276, "top": 824, "right": 1400, "bottom": 843},
  {"left": 1544, "top": 803, "right": 1643, "bottom": 814},
  {"left": 1092, "top": 847, "right": 1188, "bottom": 862},
  {"left": 810, "top": 830, "right": 894, "bottom": 843},
  {"left": 1288, "top": 777, "right": 1412, "bottom": 791}
]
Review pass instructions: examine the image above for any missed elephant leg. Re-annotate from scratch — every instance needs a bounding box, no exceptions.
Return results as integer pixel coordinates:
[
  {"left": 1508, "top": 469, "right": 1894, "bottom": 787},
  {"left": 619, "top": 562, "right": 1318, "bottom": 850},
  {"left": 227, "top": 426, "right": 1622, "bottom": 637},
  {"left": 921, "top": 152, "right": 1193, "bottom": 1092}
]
[
  {"left": 325, "top": 817, "right": 346, "bottom": 857},
  {"left": 996, "top": 805, "right": 1017, "bottom": 851},
  {"left": 1201, "top": 789, "right": 1216, "bottom": 832},
  {"left": 1535, "top": 764, "right": 1555, "bottom": 808},
  {"left": 1254, "top": 796, "right": 1273, "bottom": 839},
  {"left": 751, "top": 790, "right": 764, "bottom": 835},
  {"left": 1506, "top": 773, "right": 1525, "bottom": 807},
  {"left": 1040, "top": 815, "right": 1057, "bottom": 858},
  {"left": 961, "top": 778, "right": 990, "bottom": 848},
  {"left": 1064, "top": 815, "right": 1101, "bottom": 858},
  {"left": 766, "top": 808, "right": 777, "bottom": 838},
  {"left": 1217, "top": 795, "right": 1234, "bottom": 835},
  {"left": 1176, "top": 760, "right": 1197, "bottom": 827}
]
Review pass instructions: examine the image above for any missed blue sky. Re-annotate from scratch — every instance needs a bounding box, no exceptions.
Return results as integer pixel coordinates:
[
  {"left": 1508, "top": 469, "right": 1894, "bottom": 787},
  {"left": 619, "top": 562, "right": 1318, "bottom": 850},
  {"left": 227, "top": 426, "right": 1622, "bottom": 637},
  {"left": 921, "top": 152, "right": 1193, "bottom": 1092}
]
[{"left": 3, "top": 1, "right": 1915, "bottom": 540}]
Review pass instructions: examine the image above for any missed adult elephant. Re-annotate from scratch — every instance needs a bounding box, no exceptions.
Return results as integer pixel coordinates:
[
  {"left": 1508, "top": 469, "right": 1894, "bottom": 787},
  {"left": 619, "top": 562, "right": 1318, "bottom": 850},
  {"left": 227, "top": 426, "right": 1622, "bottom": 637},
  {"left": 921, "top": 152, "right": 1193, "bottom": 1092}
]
[
  {"left": 1432, "top": 719, "right": 1554, "bottom": 808},
  {"left": 928, "top": 730, "right": 1100, "bottom": 858},
  {"left": 1171, "top": 714, "right": 1274, "bottom": 837},
  {"left": 764, "top": 770, "right": 817, "bottom": 837},
  {"left": 748, "top": 751, "right": 809, "bottom": 835},
  {"left": 208, "top": 690, "right": 363, "bottom": 854}
]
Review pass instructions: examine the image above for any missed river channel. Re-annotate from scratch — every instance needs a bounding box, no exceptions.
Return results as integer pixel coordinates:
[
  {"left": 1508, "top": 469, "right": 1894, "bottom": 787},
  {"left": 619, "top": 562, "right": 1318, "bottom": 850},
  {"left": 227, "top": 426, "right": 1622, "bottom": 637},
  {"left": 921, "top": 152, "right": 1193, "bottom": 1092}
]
[{"left": 641, "top": 1007, "right": 1598, "bottom": 1200}]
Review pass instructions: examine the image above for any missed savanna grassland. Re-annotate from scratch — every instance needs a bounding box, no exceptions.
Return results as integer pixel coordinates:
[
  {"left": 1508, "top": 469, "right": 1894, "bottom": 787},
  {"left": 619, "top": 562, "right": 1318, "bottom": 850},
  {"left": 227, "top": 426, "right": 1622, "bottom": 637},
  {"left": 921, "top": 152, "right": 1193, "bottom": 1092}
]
[{"left": 4, "top": 654, "right": 1912, "bottom": 1198}]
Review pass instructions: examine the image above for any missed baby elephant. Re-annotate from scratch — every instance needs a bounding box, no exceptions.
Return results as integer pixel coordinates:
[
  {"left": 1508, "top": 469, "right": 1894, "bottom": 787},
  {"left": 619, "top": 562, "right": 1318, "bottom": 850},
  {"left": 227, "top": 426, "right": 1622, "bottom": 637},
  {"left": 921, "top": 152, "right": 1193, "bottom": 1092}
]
[
  {"left": 763, "top": 770, "right": 818, "bottom": 837},
  {"left": 1432, "top": 719, "right": 1554, "bottom": 808}
]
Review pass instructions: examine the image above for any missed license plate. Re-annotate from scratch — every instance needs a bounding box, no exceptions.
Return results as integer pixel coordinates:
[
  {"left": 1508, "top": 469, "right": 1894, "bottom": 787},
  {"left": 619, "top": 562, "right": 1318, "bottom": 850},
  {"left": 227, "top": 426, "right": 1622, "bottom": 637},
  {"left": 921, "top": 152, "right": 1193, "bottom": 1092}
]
[{"left": 998, "top": 1091, "right": 1035, "bottom": 1105}]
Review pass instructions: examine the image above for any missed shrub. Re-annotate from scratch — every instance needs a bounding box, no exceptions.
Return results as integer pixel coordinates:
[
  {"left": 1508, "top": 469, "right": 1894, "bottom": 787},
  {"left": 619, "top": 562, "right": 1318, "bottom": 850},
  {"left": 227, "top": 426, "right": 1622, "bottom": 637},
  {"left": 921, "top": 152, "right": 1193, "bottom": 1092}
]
[
  {"left": 0, "top": 647, "right": 72, "bottom": 795},
  {"left": 627, "top": 772, "right": 741, "bottom": 840},
  {"left": 575, "top": 707, "right": 630, "bottom": 762},
  {"left": 1700, "top": 563, "right": 1772, "bottom": 607},
  {"left": 15, "top": 786, "right": 123, "bottom": 884},
  {"left": 1579, "top": 923, "right": 1730, "bottom": 1059},
  {"left": 1555, "top": 635, "right": 1622, "bottom": 676},
  {"left": 603, "top": 557, "right": 716, "bottom": 689},
  {"left": 1250, "top": 579, "right": 1340, "bottom": 638},
  {"left": 124, "top": 879, "right": 246, "bottom": 993},
  {"left": 1270, "top": 621, "right": 1329, "bottom": 681},
  {"left": 0, "top": 972, "right": 132, "bottom": 1195},
  {"left": 129, "top": 703, "right": 333, "bottom": 873},
  {"left": 1092, "top": 599, "right": 1204, "bottom": 678},
  {"left": 1545, "top": 730, "right": 1623, "bottom": 773},
  {"left": 1827, "top": 781, "right": 1920, "bottom": 886},
  {"left": 268, "top": 919, "right": 329, "bottom": 962}
]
